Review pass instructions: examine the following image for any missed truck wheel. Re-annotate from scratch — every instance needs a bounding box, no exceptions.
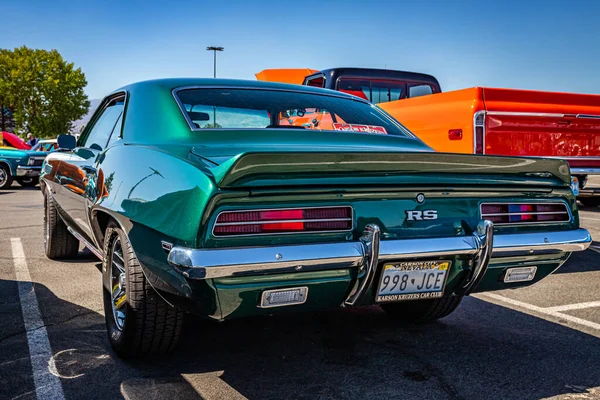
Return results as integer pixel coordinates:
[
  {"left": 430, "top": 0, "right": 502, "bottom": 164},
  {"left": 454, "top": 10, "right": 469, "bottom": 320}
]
[
  {"left": 0, "top": 164, "right": 13, "bottom": 189},
  {"left": 44, "top": 193, "right": 80, "bottom": 259},
  {"left": 579, "top": 198, "right": 600, "bottom": 207},
  {"left": 381, "top": 295, "right": 463, "bottom": 323},
  {"left": 17, "top": 177, "right": 39, "bottom": 187},
  {"left": 103, "top": 222, "right": 184, "bottom": 358}
]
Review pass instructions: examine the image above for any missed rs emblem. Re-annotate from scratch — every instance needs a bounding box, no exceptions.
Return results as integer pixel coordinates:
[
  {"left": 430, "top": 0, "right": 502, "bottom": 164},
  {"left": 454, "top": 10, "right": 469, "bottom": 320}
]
[{"left": 405, "top": 210, "right": 438, "bottom": 221}]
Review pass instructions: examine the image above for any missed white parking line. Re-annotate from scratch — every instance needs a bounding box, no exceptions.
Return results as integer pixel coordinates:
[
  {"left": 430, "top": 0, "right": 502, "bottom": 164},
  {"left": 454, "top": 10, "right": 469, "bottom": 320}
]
[
  {"left": 546, "top": 301, "right": 600, "bottom": 312},
  {"left": 479, "top": 292, "right": 600, "bottom": 331},
  {"left": 11, "top": 238, "right": 65, "bottom": 400},
  {"left": 580, "top": 216, "right": 600, "bottom": 222}
]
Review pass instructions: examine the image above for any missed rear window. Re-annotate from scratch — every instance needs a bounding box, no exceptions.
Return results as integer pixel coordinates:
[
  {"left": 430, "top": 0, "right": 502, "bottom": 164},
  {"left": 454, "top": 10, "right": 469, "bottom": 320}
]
[
  {"left": 175, "top": 88, "right": 413, "bottom": 137},
  {"left": 337, "top": 78, "right": 405, "bottom": 103}
]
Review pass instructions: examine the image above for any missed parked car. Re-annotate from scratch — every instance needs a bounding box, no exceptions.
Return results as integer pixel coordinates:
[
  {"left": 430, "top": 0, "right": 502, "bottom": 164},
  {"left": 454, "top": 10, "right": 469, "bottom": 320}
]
[
  {"left": 2, "top": 131, "right": 32, "bottom": 150},
  {"left": 0, "top": 146, "right": 47, "bottom": 188},
  {"left": 41, "top": 78, "right": 591, "bottom": 358},
  {"left": 256, "top": 68, "right": 600, "bottom": 205},
  {"left": 31, "top": 138, "right": 59, "bottom": 152}
]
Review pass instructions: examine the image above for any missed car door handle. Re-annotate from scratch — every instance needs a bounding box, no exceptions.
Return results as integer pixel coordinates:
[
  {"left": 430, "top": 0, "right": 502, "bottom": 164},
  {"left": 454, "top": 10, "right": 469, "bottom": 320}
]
[{"left": 82, "top": 165, "right": 97, "bottom": 174}]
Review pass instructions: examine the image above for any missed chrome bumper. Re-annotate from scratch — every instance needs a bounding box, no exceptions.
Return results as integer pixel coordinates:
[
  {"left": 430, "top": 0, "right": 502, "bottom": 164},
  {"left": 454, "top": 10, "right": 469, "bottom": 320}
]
[
  {"left": 16, "top": 166, "right": 41, "bottom": 177},
  {"left": 167, "top": 222, "right": 591, "bottom": 303}
]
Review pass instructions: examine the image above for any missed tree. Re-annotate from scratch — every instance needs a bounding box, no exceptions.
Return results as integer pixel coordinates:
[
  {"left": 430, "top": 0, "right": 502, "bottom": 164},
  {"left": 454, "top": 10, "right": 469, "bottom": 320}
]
[
  {"left": 0, "top": 49, "right": 15, "bottom": 132},
  {"left": 0, "top": 46, "right": 90, "bottom": 138}
]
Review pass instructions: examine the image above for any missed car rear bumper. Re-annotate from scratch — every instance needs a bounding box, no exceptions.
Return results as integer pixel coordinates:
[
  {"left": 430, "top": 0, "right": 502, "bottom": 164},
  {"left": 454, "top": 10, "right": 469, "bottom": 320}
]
[
  {"left": 16, "top": 166, "right": 41, "bottom": 177},
  {"left": 167, "top": 222, "right": 591, "bottom": 303}
]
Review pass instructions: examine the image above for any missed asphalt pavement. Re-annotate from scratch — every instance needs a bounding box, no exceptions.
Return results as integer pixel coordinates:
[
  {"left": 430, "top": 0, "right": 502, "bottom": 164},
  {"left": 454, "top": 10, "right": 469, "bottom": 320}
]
[{"left": 1, "top": 188, "right": 599, "bottom": 400}]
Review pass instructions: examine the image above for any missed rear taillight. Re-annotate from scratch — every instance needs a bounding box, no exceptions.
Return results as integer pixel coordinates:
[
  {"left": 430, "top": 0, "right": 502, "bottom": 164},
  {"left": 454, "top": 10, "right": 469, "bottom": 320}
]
[
  {"left": 213, "top": 206, "right": 353, "bottom": 236},
  {"left": 474, "top": 112, "right": 485, "bottom": 154},
  {"left": 480, "top": 203, "right": 570, "bottom": 224}
]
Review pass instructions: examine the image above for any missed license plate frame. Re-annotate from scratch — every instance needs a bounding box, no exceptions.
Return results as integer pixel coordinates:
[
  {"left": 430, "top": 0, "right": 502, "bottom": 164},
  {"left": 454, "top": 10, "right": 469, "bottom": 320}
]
[{"left": 375, "top": 260, "right": 452, "bottom": 303}]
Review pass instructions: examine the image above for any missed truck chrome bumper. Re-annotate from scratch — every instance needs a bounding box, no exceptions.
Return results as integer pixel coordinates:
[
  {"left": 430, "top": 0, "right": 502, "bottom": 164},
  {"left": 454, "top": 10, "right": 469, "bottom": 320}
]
[
  {"left": 16, "top": 166, "right": 41, "bottom": 177},
  {"left": 167, "top": 223, "right": 591, "bottom": 302}
]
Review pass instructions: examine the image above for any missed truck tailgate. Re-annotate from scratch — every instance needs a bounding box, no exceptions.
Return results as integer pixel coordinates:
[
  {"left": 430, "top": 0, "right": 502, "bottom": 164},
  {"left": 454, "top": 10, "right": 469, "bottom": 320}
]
[{"left": 482, "top": 88, "right": 600, "bottom": 169}]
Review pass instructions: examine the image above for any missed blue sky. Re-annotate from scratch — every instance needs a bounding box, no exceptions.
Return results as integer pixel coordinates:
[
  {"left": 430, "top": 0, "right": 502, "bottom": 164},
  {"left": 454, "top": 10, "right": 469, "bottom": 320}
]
[{"left": 4, "top": 0, "right": 599, "bottom": 99}]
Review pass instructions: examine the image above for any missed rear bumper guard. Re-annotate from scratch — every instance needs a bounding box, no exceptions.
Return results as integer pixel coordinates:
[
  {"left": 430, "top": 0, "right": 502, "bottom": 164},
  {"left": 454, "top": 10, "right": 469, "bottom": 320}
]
[{"left": 167, "top": 223, "right": 591, "bottom": 303}]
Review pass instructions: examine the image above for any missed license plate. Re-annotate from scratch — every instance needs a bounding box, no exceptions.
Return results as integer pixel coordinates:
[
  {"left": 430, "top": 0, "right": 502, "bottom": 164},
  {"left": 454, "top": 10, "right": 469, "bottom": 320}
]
[{"left": 376, "top": 260, "right": 451, "bottom": 302}]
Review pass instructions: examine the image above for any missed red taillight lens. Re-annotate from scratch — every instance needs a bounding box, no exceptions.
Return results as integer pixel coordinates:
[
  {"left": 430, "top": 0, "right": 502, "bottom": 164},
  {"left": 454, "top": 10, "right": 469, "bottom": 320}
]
[
  {"left": 448, "top": 129, "right": 463, "bottom": 140},
  {"left": 480, "top": 203, "right": 570, "bottom": 224},
  {"left": 214, "top": 207, "right": 353, "bottom": 236}
]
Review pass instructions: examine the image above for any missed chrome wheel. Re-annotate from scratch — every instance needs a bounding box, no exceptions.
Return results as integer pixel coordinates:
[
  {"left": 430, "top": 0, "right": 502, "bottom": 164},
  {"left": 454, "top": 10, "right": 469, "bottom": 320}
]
[
  {"left": 0, "top": 168, "right": 6, "bottom": 187},
  {"left": 110, "top": 237, "right": 127, "bottom": 331}
]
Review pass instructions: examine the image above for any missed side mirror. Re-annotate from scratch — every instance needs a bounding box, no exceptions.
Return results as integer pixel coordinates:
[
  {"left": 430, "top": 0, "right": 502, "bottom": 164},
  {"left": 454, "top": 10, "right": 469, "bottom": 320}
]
[{"left": 57, "top": 134, "right": 76, "bottom": 150}]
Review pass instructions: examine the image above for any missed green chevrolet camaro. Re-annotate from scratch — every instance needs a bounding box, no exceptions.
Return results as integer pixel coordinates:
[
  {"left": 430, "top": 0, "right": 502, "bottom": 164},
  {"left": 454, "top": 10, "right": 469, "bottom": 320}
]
[{"left": 41, "top": 78, "right": 591, "bottom": 358}]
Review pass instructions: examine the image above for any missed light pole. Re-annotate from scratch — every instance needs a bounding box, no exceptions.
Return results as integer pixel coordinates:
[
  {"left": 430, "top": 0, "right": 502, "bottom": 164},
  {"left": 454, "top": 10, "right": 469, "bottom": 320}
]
[
  {"left": 206, "top": 46, "right": 223, "bottom": 127},
  {"left": 206, "top": 46, "right": 224, "bottom": 78}
]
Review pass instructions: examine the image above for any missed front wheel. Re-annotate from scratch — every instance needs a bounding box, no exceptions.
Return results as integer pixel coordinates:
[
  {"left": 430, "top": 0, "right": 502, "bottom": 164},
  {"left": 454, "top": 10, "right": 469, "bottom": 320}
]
[
  {"left": 102, "top": 222, "right": 184, "bottom": 358},
  {"left": 17, "top": 177, "right": 39, "bottom": 187},
  {"left": 0, "top": 164, "right": 13, "bottom": 189},
  {"left": 380, "top": 295, "right": 463, "bottom": 323}
]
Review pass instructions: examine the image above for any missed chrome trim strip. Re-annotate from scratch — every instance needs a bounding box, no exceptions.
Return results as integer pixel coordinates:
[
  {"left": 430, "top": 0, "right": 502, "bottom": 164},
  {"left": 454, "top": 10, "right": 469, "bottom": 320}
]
[
  {"left": 577, "top": 114, "right": 600, "bottom": 119},
  {"left": 166, "top": 226, "right": 591, "bottom": 281},
  {"left": 212, "top": 206, "right": 354, "bottom": 237},
  {"left": 344, "top": 224, "right": 380, "bottom": 306},
  {"left": 66, "top": 226, "right": 103, "bottom": 260},
  {"left": 473, "top": 110, "right": 486, "bottom": 154},
  {"left": 215, "top": 218, "right": 352, "bottom": 226},
  {"left": 487, "top": 112, "right": 600, "bottom": 119},
  {"left": 571, "top": 168, "right": 600, "bottom": 175},
  {"left": 486, "top": 111, "right": 566, "bottom": 118}
]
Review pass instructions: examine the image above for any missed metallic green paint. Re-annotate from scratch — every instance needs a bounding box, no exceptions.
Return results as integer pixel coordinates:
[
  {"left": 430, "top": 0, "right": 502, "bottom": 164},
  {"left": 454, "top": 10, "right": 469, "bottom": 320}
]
[{"left": 41, "top": 78, "right": 587, "bottom": 321}]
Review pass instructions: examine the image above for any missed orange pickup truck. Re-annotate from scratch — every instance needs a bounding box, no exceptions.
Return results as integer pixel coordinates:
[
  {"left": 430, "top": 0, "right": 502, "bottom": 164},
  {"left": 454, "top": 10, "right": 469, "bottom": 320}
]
[{"left": 256, "top": 68, "right": 600, "bottom": 205}]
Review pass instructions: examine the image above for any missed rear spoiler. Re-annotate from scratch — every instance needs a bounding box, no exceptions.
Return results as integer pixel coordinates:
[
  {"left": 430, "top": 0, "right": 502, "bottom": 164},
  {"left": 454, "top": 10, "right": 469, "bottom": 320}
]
[{"left": 209, "top": 152, "right": 572, "bottom": 189}]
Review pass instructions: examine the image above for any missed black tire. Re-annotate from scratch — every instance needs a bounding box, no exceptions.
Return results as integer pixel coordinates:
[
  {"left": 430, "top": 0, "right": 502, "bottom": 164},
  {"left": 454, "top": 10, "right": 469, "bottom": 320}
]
[
  {"left": 579, "top": 198, "right": 600, "bottom": 207},
  {"left": 44, "top": 193, "right": 80, "bottom": 259},
  {"left": 103, "top": 221, "right": 184, "bottom": 358},
  {"left": 0, "top": 164, "right": 13, "bottom": 189},
  {"left": 17, "top": 177, "right": 40, "bottom": 187},
  {"left": 381, "top": 295, "right": 463, "bottom": 323}
]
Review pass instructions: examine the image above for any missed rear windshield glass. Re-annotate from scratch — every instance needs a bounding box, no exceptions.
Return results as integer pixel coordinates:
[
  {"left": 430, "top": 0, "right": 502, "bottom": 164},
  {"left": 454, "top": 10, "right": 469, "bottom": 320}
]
[
  {"left": 337, "top": 78, "right": 405, "bottom": 103},
  {"left": 175, "top": 88, "right": 413, "bottom": 137}
]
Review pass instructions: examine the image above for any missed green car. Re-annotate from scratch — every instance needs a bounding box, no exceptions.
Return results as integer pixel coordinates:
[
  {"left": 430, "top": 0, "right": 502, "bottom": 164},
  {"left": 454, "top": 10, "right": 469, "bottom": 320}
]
[
  {"left": 40, "top": 78, "right": 591, "bottom": 358},
  {"left": 0, "top": 146, "right": 47, "bottom": 188}
]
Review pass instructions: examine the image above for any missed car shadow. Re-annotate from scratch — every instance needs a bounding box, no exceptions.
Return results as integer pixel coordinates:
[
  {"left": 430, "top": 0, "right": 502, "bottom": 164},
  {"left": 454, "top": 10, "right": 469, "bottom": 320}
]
[
  {"left": 552, "top": 246, "right": 600, "bottom": 274},
  {"left": 2, "top": 279, "right": 600, "bottom": 400}
]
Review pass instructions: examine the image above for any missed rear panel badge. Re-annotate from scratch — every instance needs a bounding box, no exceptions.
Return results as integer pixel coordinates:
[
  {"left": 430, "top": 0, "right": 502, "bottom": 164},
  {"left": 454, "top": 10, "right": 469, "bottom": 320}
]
[{"left": 405, "top": 210, "right": 438, "bottom": 221}]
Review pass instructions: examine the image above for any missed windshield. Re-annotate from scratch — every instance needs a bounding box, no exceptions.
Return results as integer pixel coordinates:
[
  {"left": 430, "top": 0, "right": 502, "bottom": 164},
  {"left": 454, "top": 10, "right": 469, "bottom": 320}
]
[{"left": 175, "top": 88, "right": 413, "bottom": 137}]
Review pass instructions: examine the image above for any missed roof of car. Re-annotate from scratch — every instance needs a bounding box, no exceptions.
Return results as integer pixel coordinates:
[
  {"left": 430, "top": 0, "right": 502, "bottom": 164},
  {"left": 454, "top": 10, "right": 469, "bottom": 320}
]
[
  {"left": 112, "top": 78, "right": 361, "bottom": 100},
  {"left": 306, "top": 68, "right": 441, "bottom": 87}
]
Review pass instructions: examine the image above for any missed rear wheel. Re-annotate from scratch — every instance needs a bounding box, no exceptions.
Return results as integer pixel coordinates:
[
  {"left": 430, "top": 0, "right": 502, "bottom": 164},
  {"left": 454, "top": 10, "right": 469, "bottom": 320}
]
[
  {"left": 579, "top": 198, "right": 600, "bottom": 207},
  {"left": 0, "top": 164, "right": 13, "bottom": 189},
  {"left": 381, "top": 295, "right": 463, "bottom": 323},
  {"left": 103, "top": 222, "right": 184, "bottom": 358},
  {"left": 17, "top": 177, "right": 39, "bottom": 187},
  {"left": 44, "top": 193, "right": 80, "bottom": 259}
]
